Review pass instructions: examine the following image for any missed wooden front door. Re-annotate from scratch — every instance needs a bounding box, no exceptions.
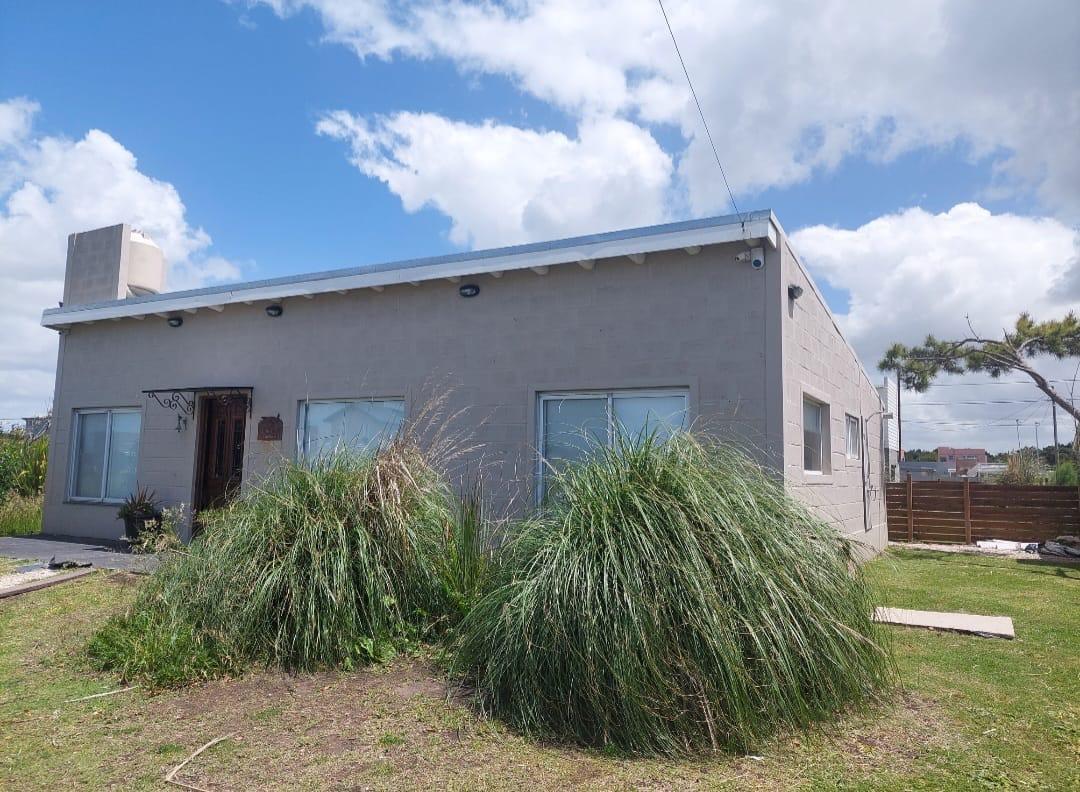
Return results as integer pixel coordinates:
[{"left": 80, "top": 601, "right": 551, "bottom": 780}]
[{"left": 194, "top": 395, "right": 247, "bottom": 515}]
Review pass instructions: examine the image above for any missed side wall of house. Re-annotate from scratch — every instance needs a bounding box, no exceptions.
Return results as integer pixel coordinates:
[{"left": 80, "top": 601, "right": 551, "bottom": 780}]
[
  {"left": 42, "top": 241, "right": 777, "bottom": 541},
  {"left": 777, "top": 239, "right": 888, "bottom": 553}
]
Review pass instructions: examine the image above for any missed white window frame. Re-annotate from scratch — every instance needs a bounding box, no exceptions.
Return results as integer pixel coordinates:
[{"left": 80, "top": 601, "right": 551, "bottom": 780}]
[
  {"left": 67, "top": 408, "right": 142, "bottom": 504},
  {"left": 536, "top": 388, "right": 689, "bottom": 500},
  {"left": 296, "top": 397, "right": 406, "bottom": 460},
  {"left": 802, "top": 395, "right": 829, "bottom": 474},
  {"left": 845, "top": 413, "right": 862, "bottom": 460}
]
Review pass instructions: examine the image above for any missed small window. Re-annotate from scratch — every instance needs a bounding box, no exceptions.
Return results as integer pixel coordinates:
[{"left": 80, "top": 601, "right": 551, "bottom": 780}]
[
  {"left": 69, "top": 409, "right": 142, "bottom": 502},
  {"left": 845, "top": 414, "right": 861, "bottom": 459},
  {"left": 300, "top": 398, "right": 404, "bottom": 459},
  {"left": 803, "top": 397, "right": 826, "bottom": 472},
  {"left": 538, "top": 389, "right": 689, "bottom": 495}
]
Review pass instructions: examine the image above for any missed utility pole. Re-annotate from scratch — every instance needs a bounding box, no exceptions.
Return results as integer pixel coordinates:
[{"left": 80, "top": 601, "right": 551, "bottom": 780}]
[
  {"left": 1052, "top": 400, "right": 1059, "bottom": 466},
  {"left": 896, "top": 371, "right": 903, "bottom": 461},
  {"left": 1016, "top": 419, "right": 1022, "bottom": 454},
  {"left": 1035, "top": 421, "right": 1040, "bottom": 454}
]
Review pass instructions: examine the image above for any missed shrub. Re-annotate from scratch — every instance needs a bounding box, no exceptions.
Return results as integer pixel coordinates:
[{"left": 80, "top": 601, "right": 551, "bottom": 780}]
[
  {"left": 0, "top": 435, "right": 48, "bottom": 497},
  {"left": 450, "top": 432, "right": 892, "bottom": 755},
  {"left": 129, "top": 503, "right": 187, "bottom": 555},
  {"left": 0, "top": 493, "right": 42, "bottom": 537},
  {"left": 1053, "top": 461, "right": 1078, "bottom": 487},
  {"left": 439, "top": 481, "right": 494, "bottom": 616},
  {"left": 89, "top": 440, "right": 461, "bottom": 687},
  {"left": 997, "top": 453, "right": 1048, "bottom": 486}
]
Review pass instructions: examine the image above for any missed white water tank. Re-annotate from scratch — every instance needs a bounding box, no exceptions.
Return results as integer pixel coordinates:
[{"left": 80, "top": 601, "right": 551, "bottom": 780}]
[
  {"left": 126, "top": 228, "right": 165, "bottom": 297},
  {"left": 61, "top": 224, "right": 169, "bottom": 306}
]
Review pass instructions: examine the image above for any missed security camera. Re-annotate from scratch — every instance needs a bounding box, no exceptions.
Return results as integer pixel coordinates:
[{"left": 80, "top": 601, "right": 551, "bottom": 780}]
[
  {"left": 750, "top": 247, "right": 764, "bottom": 269},
  {"left": 734, "top": 251, "right": 751, "bottom": 263}
]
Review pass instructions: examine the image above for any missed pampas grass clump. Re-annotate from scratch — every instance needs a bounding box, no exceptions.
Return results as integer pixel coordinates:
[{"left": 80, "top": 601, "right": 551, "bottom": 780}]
[
  {"left": 450, "top": 432, "right": 892, "bottom": 755},
  {"left": 90, "top": 440, "right": 459, "bottom": 687}
]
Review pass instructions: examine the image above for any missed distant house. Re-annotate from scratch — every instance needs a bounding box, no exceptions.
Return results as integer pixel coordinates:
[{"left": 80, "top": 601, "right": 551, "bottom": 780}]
[
  {"left": 936, "top": 446, "right": 988, "bottom": 475},
  {"left": 23, "top": 416, "right": 51, "bottom": 441},
  {"left": 900, "top": 460, "right": 954, "bottom": 481},
  {"left": 38, "top": 214, "right": 888, "bottom": 549}
]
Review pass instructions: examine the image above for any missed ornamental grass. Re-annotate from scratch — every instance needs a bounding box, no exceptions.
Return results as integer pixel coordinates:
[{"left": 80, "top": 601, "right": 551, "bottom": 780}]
[{"left": 450, "top": 431, "right": 892, "bottom": 755}]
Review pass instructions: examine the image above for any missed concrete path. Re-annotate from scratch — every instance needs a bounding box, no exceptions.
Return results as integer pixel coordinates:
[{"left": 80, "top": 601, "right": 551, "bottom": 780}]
[
  {"left": 0, "top": 535, "right": 157, "bottom": 573},
  {"left": 874, "top": 606, "right": 1015, "bottom": 639}
]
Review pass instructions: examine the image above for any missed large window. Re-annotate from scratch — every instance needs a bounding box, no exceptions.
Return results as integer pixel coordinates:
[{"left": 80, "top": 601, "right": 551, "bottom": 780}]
[
  {"left": 300, "top": 398, "right": 405, "bottom": 459},
  {"left": 803, "top": 397, "right": 828, "bottom": 473},
  {"left": 845, "top": 414, "right": 862, "bottom": 459},
  {"left": 69, "top": 409, "right": 142, "bottom": 502},
  {"left": 538, "top": 389, "right": 689, "bottom": 492}
]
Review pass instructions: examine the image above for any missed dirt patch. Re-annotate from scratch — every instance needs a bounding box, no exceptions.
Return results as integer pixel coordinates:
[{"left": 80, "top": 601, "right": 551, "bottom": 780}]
[
  {"left": 102, "top": 571, "right": 142, "bottom": 587},
  {"left": 120, "top": 660, "right": 953, "bottom": 792}
]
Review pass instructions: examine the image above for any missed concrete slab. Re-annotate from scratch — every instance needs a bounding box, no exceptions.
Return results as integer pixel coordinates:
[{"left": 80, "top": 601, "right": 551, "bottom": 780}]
[
  {"left": 0, "top": 535, "right": 157, "bottom": 573},
  {"left": 874, "top": 607, "right": 1014, "bottom": 639}
]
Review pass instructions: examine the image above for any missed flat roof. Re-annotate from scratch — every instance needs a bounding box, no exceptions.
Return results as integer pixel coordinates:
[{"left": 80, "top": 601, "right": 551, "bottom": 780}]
[{"left": 42, "top": 210, "right": 780, "bottom": 327}]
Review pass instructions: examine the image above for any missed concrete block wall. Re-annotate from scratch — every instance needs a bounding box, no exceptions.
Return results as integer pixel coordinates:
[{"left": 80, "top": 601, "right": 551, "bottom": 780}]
[
  {"left": 62, "top": 224, "right": 130, "bottom": 307},
  {"left": 778, "top": 239, "right": 888, "bottom": 552},
  {"left": 43, "top": 242, "right": 774, "bottom": 541}
]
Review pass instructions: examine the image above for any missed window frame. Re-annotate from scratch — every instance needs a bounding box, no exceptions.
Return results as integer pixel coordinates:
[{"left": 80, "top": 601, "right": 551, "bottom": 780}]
[
  {"left": 845, "top": 413, "right": 862, "bottom": 460},
  {"left": 296, "top": 396, "right": 406, "bottom": 461},
  {"left": 67, "top": 407, "right": 142, "bottom": 504},
  {"left": 536, "top": 387, "right": 690, "bottom": 500},
  {"left": 802, "top": 395, "right": 829, "bottom": 475}
]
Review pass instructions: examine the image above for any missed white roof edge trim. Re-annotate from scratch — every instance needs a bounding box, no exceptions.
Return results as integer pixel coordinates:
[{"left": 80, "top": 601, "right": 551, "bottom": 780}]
[{"left": 43, "top": 212, "right": 778, "bottom": 327}]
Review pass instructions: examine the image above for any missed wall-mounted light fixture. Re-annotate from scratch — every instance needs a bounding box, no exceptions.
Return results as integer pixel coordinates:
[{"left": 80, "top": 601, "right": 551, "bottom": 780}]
[
  {"left": 458, "top": 283, "right": 480, "bottom": 298},
  {"left": 788, "top": 284, "right": 804, "bottom": 300},
  {"left": 167, "top": 316, "right": 184, "bottom": 328},
  {"left": 265, "top": 303, "right": 283, "bottom": 317},
  {"left": 176, "top": 414, "right": 188, "bottom": 433}
]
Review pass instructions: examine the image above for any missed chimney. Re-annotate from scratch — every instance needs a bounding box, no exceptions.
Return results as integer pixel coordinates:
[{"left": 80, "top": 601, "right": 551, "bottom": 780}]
[{"left": 62, "top": 223, "right": 165, "bottom": 307}]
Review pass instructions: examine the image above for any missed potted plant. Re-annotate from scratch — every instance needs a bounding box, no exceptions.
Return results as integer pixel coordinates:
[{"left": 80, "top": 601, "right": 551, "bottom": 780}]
[{"left": 117, "top": 484, "right": 161, "bottom": 543}]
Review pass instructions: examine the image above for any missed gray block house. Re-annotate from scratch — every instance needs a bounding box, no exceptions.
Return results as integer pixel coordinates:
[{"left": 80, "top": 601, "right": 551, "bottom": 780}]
[{"left": 39, "top": 211, "right": 889, "bottom": 549}]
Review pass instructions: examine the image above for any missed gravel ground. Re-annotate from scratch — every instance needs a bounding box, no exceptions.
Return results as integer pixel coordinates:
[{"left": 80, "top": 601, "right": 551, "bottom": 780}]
[
  {"left": 0, "top": 567, "right": 62, "bottom": 593},
  {"left": 894, "top": 541, "right": 1076, "bottom": 561}
]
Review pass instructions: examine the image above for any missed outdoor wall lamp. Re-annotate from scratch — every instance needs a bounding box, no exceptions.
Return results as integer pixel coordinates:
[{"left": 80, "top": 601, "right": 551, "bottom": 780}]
[
  {"left": 167, "top": 316, "right": 183, "bottom": 328},
  {"left": 788, "top": 284, "right": 804, "bottom": 300},
  {"left": 265, "top": 303, "right": 283, "bottom": 317},
  {"left": 176, "top": 414, "right": 188, "bottom": 433}
]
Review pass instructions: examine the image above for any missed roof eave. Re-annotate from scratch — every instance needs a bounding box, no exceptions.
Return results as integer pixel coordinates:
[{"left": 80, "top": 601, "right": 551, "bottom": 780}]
[{"left": 42, "top": 212, "right": 779, "bottom": 328}]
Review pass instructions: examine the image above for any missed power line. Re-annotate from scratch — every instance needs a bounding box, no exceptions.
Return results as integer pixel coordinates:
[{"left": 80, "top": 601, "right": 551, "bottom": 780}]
[
  {"left": 656, "top": 0, "right": 742, "bottom": 222},
  {"left": 906, "top": 398, "right": 1045, "bottom": 406},
  {"left": 921, "top": 378, "right": 1076, "bottom": 387}
]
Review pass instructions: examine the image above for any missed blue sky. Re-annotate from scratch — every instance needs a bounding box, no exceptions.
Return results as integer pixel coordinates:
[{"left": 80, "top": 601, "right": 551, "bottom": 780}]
[{"left": 1, "top": 1, "right": 1077, "bottom": 449}]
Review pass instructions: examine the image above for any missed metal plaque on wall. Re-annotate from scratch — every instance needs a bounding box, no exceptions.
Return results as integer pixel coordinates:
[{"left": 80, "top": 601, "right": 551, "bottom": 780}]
[{"left": 257, "top": 415, "right": 283, "bottom": 441}]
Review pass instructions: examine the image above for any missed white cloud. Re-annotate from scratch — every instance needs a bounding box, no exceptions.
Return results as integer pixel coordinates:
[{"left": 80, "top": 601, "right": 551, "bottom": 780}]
[
  {"left": 0, "top": 97, "right": 38, "bottom": 149},
  {"left": 317, "top": 110, "right": 673, "bottom": 247},
  {"left": 792, "top": 203, "right": 1079, "bottom": 450},
  {"left": 253, "top": 0, "right": 1080, "bottom": 220},
  {"left": 0, "top": 98, "right": 242, "bottom": 421}
]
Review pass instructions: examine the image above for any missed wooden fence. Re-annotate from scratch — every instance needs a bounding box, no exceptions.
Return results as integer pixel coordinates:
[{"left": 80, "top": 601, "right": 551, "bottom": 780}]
[{"left": 886, "top": 479, "right": 1080, "bottom": 544}]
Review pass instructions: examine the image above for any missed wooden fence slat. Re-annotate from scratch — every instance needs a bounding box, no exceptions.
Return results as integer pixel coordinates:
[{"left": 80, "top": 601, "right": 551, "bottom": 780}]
[
  {"left": 887, "top": 479, "right": 1080, "bottom": 544},
  {"left": 964, "top": 479, "right": 972, "bottom": 544},
  {"left": 907, "top": 476, "right": 914, "bottom": 542}
]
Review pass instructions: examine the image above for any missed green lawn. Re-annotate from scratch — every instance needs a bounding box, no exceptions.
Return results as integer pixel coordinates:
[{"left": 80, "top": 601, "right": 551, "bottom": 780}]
[{"left": 0, "top": 548, "right": 1076, "bottom": 790}]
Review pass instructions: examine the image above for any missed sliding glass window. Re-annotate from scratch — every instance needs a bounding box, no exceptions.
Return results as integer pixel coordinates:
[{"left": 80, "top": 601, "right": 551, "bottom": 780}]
[
  {"left": 538, "top": 389, "right": 689, "bottom": 495},
  {"left": 69, "top": 409, "right": 142, "bottom": 502}
]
